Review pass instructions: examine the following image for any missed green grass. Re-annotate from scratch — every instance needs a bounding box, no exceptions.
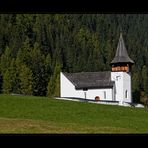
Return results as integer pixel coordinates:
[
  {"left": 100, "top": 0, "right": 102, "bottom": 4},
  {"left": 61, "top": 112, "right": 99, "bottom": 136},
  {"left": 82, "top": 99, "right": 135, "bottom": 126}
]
[{"left": 0, "top": 94, "right": 148, "bottom": 133}]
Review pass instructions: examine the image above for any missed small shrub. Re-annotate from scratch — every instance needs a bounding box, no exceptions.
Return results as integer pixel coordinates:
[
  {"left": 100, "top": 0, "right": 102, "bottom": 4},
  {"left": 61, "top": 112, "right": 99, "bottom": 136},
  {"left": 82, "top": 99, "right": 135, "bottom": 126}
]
[{"left": 140, "top": 97, "right": 148, "bottom": 107}]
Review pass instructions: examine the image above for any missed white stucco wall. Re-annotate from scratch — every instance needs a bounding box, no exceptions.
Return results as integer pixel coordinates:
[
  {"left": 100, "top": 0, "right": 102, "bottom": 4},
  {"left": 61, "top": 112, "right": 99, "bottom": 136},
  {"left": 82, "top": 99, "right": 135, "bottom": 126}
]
[
  {"left": 111, "top": 72, "right": 132, "bottom": 103},
  {"left": 123, "top": 72, "right": 132, "bottom": 103},
  {"left": 60, "top": 72, "right": 84, "bottom": 98},
  {"left": 111, "top": 72, "right": 123, "bottom": 102},
  {"left": 86, "top": 88, "right": 113, "bottom": 101},
  {"left": 60, "top": 72, "right": 113, "bottom": 101}
]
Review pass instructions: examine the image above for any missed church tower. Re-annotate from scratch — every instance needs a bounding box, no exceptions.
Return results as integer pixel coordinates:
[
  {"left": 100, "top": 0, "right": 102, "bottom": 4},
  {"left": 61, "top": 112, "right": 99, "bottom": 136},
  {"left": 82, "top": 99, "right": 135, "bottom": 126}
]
[{"left": 110, "top": 33, "right": 134, "bottom": 104}]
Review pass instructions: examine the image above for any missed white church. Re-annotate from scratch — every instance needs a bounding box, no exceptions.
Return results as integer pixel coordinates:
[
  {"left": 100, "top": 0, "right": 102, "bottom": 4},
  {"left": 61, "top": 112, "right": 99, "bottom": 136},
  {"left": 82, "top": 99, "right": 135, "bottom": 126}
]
[{"left": 60, "top": 33, "right": 134, "bottom": 105}]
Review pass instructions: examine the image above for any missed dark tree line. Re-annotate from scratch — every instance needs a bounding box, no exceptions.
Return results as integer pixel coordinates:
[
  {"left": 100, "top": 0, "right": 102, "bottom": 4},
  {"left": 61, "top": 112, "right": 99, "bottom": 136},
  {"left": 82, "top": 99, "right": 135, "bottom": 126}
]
[{"left": 0, "top": 14, "right": 148, "bottom": 103}]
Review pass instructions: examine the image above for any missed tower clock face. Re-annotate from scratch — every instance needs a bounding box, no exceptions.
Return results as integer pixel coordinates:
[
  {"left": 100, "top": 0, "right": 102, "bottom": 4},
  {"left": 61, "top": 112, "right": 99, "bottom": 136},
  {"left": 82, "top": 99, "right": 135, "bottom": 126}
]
[
  {"left": 116, "top": 75, "right": 121, "bottom": 80},
  {"left": 113, "top": 75, "right": 121, "bottom": 81}
]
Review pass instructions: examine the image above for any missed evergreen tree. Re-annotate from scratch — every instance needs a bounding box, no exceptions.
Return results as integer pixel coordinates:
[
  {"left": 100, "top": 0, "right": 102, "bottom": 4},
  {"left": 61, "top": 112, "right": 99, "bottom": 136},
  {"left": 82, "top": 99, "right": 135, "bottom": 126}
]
[
  {"left": 30, "top": 42, "right": 47, "bottom": 96},
  {"left": 44, "top": 54, "right": 52, "bottom": 95},
  {"left": 2, "top": 58, "right": 18, "bottom": 94},
  {"left": 0, "top": 46, "right": 12, "bottom": 75},
  {"left": 2, "top": 70, "right": 11, "bottom": 94},
  {"left": 54, "top": 74, "right": 60, "bottom": 97},
  {"left": 47, "top": 62, "right": 61, "bottom": 97},
  {"left": 9, "top": 58, "right": 19, "bottom": 93},
  {"left": 142, "top": 65, "right": 148, "bottom": 96},
  {"left": 47, "top": 76, "right": 54, "bottom": 97},
  {"left": 132, "top": 72, "right": 141, "bottom": 102},
  {"left": 19, "top": 64, "right": 33, "bottom": 95}
]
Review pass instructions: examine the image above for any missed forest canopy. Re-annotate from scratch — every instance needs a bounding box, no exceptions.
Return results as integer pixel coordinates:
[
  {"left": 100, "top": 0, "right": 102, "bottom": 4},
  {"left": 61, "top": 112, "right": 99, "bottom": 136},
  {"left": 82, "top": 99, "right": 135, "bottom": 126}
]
[{"left": 0, "top": 14, "right": 148, "bottom": 103}]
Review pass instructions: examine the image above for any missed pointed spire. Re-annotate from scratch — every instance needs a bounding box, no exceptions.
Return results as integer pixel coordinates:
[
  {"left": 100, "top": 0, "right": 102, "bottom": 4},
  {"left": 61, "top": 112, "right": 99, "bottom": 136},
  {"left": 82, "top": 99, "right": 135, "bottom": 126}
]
[{"left": 110, "top": 33, "right": 134, "bottom": 65}]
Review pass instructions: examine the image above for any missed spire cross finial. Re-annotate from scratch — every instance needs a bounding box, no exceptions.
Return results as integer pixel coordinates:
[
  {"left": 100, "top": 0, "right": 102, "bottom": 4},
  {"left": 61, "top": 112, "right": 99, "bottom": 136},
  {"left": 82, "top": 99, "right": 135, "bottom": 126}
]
[
  {"left": 120, "top": 31, "right": 122, "bottom": 38},
  {"left": 119, "top": 27, "right": 123, "bottom": 38}
]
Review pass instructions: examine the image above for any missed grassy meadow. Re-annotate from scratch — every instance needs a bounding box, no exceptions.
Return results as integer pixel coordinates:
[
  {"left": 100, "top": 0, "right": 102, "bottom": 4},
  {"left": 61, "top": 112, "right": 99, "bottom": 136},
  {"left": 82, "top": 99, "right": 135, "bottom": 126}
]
[{"left": 0, "top": 94, "right": 148, "bottom": 133}]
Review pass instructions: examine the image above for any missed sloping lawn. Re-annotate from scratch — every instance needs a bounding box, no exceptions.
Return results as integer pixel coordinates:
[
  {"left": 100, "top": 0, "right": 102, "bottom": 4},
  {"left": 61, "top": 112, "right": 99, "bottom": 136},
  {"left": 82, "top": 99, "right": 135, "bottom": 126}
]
[{"left": 0, "top": 94, "right": 147, "bottom": 133}]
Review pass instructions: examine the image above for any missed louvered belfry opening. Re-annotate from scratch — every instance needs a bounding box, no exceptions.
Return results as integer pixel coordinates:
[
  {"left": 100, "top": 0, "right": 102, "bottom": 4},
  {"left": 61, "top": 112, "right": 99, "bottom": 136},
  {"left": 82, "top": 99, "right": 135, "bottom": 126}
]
[{"left": 112, "top": 63, "right": 130, "bottom": 72}]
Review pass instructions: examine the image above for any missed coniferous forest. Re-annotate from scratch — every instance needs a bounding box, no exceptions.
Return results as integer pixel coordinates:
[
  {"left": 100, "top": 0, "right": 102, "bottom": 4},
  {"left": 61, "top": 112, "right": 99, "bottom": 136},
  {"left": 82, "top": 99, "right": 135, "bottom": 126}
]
[{"left": 0, "top": 14, "right": 148, "bottom": 103}]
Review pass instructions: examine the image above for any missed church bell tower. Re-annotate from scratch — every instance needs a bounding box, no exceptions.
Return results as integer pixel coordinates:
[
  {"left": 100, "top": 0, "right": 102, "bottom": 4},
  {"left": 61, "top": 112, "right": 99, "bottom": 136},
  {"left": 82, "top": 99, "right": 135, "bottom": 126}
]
[{"left": 110, "top": 33, "right": 134, "bottom": 104}]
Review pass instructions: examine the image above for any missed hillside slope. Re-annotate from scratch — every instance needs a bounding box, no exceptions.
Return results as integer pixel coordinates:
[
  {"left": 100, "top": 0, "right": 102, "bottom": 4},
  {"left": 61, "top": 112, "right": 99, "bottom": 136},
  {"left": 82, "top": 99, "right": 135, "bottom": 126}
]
[{"left": 0, "top": 94, "right": 147, "bottom": 133}]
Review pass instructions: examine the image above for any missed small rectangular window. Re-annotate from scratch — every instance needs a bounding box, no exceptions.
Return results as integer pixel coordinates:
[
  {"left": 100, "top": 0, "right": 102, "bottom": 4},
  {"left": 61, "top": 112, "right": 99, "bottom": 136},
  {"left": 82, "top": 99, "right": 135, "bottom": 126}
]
[
  {"left": 125, "top": 90, "right": 128, "bottom": 99},
  {"left": 104, "top": 91, "right": 106, "bottom": 99}
]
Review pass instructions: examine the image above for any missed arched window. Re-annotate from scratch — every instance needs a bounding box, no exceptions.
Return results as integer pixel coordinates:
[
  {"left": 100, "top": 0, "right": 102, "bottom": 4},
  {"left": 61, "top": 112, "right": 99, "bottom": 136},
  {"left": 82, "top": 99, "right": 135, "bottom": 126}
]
[
  {"left": 95, "top": 96, "right": 100, "bottom": 101},
  {"left": 125, "top": 90, "right": 128, "bottom": 99}
]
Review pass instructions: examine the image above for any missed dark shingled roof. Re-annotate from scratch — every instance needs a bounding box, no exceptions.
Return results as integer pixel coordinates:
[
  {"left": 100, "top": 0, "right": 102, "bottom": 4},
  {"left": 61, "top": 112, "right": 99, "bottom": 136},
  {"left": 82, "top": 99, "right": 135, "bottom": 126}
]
[
  {"left": 110, "top": 33, "right": 134, "bottom": 64},
  {"left": 63, "top": 71, "right": 114, "bottom": 89}
]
